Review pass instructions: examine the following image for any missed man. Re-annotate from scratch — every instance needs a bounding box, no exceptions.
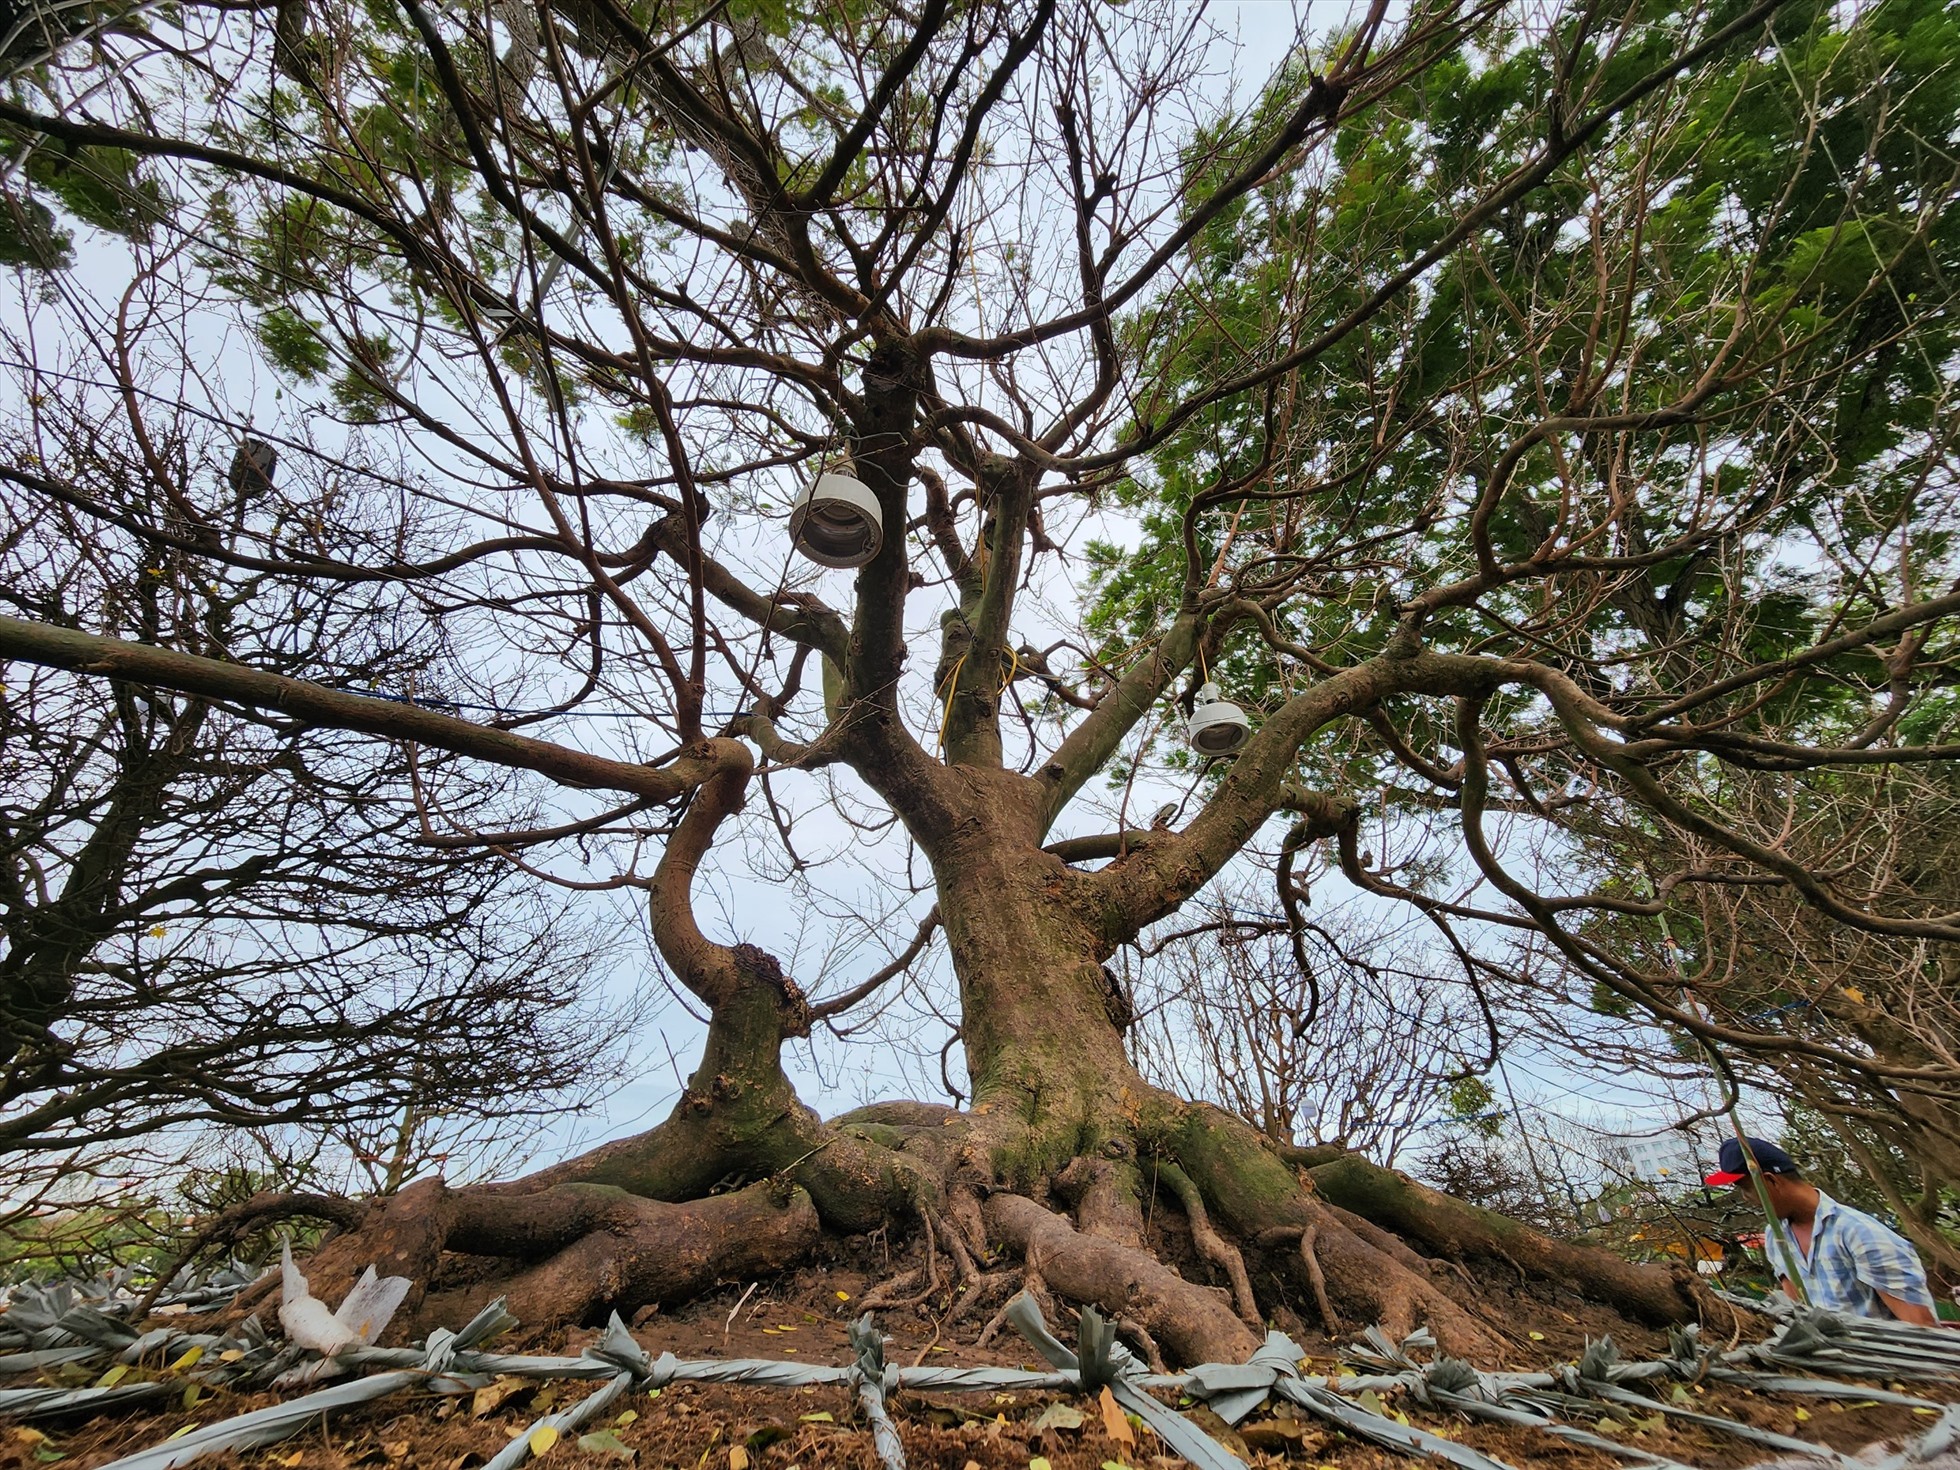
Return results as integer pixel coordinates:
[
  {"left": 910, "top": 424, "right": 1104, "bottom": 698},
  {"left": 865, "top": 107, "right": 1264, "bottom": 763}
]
[{"left": 1705, "top": 1137, "right": 1940, "bottom": 1325}]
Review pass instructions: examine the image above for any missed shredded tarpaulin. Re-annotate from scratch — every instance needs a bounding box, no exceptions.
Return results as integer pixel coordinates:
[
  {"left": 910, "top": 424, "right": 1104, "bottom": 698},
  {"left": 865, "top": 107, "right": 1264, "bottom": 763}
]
[{"left": 2, "top": 1272, "right": 1959, "bottom": 1470}]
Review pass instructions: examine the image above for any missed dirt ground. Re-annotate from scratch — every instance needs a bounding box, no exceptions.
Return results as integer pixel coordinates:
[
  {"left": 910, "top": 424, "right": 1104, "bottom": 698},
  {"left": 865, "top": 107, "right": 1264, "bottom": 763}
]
[{"left": 4, "top": 1239, "right": 1956, "bottom": 1470}]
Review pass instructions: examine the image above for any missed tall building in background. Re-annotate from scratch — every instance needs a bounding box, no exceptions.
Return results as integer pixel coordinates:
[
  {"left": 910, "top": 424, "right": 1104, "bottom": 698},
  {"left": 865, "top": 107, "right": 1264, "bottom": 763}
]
[{"left": 1601, "top": 1128, "right": 1717, "bottom": 1184}]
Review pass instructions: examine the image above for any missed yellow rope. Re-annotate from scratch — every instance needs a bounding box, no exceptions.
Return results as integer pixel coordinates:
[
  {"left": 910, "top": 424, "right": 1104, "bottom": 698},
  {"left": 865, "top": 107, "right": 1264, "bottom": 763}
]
[
  {"left": 937, "top": 646, "right": 1021, "bottom": 752},
  {"left": 935, "top": 653, "right": 969, "bottom": 751}
]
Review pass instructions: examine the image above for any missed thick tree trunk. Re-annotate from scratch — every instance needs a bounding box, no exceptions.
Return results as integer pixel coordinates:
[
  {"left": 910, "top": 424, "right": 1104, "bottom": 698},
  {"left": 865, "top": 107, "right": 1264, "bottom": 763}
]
[{"left": 928, "top": 772, "right": 1139, "bottom": 1141}]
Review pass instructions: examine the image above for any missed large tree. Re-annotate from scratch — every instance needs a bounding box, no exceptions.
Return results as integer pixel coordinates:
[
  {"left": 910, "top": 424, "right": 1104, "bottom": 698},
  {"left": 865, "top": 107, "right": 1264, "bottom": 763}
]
[{"left": 2, "top": 0, "right": 1956, "bottom": 1360}]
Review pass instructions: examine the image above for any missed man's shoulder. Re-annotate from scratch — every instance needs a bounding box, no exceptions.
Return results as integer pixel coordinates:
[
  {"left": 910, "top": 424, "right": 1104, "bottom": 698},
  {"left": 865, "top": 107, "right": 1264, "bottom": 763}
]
[{"left": 1817, "top": 1195, "right": 1914, "bottom": 1254}]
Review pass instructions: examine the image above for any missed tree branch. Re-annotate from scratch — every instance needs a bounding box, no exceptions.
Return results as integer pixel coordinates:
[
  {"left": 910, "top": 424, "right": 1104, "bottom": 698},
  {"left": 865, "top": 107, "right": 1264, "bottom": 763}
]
[{"left": 0, "top": 616, "right": 723, "bottom": 801}]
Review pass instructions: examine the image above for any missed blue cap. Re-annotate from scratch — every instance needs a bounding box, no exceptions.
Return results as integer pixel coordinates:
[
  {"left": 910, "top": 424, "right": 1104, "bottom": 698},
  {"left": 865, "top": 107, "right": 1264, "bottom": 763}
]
[{"left": 1704, "top": 1136, "right": 1799, "bottom": 1186}]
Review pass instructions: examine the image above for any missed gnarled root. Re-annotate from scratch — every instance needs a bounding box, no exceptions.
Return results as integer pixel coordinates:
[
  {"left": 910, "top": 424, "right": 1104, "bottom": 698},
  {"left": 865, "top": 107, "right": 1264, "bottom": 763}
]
[
  {"left": 1054, "top": 1156, "right": 1147, "bottom": 1248},
  {"left": 247, "top": 1176, "right": 821, "bottom": 1338},
  {"left": 1305, "top": 1151, "right": 1713, "bottom": 1326},
  {"left": 983, "top": 1191, "right": 1261, "bottom": 1366},
  {"left": 1171, "top": 1105, "right": 1505, "bottom": 1356},
  {"left": 1152, "top": 1158, "right": 1262, "bottom": 1329},
  {"left": 857, "top": 1208, "right": 944, "bottom": 1313},
  {"left": 1257, "top": 1224, "right": 1342, "bottom": 1334},
  {"left": 433, "top": 1180, "right": 820, "bottom": 1328}
]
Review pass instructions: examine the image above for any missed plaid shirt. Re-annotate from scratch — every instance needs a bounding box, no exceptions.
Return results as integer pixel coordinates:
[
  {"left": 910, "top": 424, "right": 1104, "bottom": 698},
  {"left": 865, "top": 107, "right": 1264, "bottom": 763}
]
[{"left": 1768, "top": 1190, "right": 1936, "bottom": 1319}]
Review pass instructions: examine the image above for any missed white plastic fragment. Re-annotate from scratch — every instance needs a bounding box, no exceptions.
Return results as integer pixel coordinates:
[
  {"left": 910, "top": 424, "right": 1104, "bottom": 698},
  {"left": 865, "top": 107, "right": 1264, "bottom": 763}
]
[{"left": 277, "top": 1242, "right": 410, "bottom": 1356}]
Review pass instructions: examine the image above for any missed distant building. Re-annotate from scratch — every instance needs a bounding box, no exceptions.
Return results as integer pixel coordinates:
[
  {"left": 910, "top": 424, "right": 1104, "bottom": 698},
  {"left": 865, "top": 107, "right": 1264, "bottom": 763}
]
[{"left": 1600, "top": 1128, "right": 1715, "bottom": 1184}]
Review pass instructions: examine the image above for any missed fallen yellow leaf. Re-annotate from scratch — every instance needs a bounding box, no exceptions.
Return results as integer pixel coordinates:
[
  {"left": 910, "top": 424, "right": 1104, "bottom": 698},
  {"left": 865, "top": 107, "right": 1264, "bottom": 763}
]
[
  {"left": 729, "top": 1447, "right": 751, "bottom": 1470},
  {"left": 1099, "top": 1387, "right": 1135, "bottom": 1448},
  {"left": 473, "top": 1378, "right": 527, "bottom": 1417},
  {"left": 528, "top": 1424, "right": 559, "bottom": 1456}
]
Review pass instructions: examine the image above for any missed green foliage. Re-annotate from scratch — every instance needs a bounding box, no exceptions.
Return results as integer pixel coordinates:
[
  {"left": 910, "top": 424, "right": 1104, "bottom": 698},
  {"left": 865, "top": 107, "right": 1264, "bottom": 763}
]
[
  {"left": 1443, "top": 1075, "right": 1503, "bottom": 1137},
  {"left": 0, "top": 1203, "right": 176, "bottom": 1283},
  {"left": 0, "top": 193, "right": 69, "bottom": 269},
  {"left": 1091, "top": 0, "right": 1960, "bottom": 802},
  {"left": 256, "top": 309, "right": 331, "bottom": 381},
  {"left": 0, "top": 134, "right": 167, "bottom": 270},
  {"left": 1589, "top": 982, "right": 1636, "bottom": 1020},
  {"left": 330, "top": 335, "right": 399, "bottom": 422}
]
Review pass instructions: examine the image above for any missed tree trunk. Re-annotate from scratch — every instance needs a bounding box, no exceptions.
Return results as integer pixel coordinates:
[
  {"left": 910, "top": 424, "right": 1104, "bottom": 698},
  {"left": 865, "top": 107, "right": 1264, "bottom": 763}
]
[{"left": 924, "top": 773, "right": 1141, "bottom": 1169}]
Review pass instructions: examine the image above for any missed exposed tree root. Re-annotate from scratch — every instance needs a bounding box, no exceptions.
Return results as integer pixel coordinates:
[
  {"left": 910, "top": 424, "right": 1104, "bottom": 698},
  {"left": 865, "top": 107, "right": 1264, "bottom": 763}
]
[
  {"left": 1054, "top": 1155, "right": 1147, "bottom": 1248},
  {"left": 1152, "top": 1158, "right": 1262, "bottom": 1329},
  {"left": 430, "top": 1182, "right": 821, "bottom": 1329},
  {"left": 1305, "top": 1150, "right": 1713, "bottom": 1326},
  {"left": 246, "top": 1177, "right": 819, "bottom": 1338},
  {"left": 1115, "top": 1314, "right": 1170, "bottom": 1373},
  {"left": 1163, "top": 1105, "right": 1500, "bottom": 1353},
  {"left": 944, "top": 1267, "right": 1021, "bottom": 1327},
  {"left": 1321, "top": 1202, "right": 1440, "bottom": 1277},
  {"left": 1253, "top": 1224, "right": 1346, "bottom": 1333},
  {"left": 245, "top": 1087, "right": 1721, "bottom": 1372},
  {"left": 1297, "top": 1226, "right": 1341, "bottom": 1334},
  {"left": 857, "top": 1211, "right": 942, "bottom": 1314},
  {"left": 983, "top": 1191, "right": 1262, "bottom": 1365},
  {"left": 977, "top": 1270, "right": 1053, "bottom": 1350}
]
